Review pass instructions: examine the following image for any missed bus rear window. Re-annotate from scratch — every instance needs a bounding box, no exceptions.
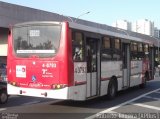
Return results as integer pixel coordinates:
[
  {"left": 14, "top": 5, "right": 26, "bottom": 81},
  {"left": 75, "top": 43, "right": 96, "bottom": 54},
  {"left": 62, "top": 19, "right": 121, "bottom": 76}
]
[{"left": 13, "top": 25, "right": 61, "bottom": 58}]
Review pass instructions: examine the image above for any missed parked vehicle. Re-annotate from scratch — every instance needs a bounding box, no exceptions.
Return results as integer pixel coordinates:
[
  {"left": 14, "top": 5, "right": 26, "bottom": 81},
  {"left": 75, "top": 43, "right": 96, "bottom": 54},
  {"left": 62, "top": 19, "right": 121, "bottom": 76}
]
[
  {"left": 0, "top": 63, "right": 7, "bottom": 82},
  {"left": 0, "top": 81, "right": 8, "bottom": 104},
  {"left": 0, "top": 63, "right": 8, "bottom": 104}
]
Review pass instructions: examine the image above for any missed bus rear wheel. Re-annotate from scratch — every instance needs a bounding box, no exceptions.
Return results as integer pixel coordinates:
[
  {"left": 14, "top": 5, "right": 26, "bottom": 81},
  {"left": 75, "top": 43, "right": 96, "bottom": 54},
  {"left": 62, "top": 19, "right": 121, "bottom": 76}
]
[{"left": 107, "top": 79, "right": 117, "bottom": 99}]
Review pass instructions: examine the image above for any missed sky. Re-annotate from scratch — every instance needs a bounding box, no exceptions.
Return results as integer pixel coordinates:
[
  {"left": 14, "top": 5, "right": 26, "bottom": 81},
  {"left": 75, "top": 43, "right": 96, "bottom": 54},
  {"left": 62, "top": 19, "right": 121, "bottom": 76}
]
[{"left": 1, "top": 0, "right": 160, "bottom": 28}]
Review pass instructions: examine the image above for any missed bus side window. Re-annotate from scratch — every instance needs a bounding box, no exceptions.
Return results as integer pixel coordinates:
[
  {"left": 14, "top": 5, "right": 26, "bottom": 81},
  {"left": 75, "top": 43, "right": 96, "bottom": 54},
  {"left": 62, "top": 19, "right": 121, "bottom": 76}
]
[
  {"left": 72, "top": 32, "right": 84, "bottom": 61},
  {"left": 131, "top": 42, "right": 138, "bottom": 60},
  {"left": 73, "top": 47, "right": 83, "bottom": 61},
  {"left": 144, "top": 44, "right": 149, "bottom": 58},
  {"left": 113, "top": 38, "right": 121, "bottom": 61},
  {"left": 101, "top": 36, "right": 112, "bottom": 61},
  {"left": 137, "top": 43, "right": 144, "bottom": 60},
  {"left": 87, "top": 45, "right": 92, "bottom": 72}
]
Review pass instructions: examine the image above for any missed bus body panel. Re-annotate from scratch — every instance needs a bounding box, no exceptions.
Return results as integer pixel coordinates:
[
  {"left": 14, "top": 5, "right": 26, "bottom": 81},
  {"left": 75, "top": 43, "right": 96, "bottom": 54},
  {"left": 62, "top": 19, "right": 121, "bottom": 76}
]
[
  {"left": 74, "top": 62, "right": 87, "bottom": 85},
  {"left": 68, "top": 85, "right": 86, "bottom": 100},
  {"left": 7, "top": 21, "right": 155, "bottom": 101},
  {"left": 130, "top": 60, "right": 143, "bottom": 87},
  {"left": 12, "top": 60, "right": 59, "bottom": 89},
  {"left": 7, "top": 84, "right": 69, "bottom": 99},
  {"left": 7, "top": 22, "right": 74, "bottom": 97}
]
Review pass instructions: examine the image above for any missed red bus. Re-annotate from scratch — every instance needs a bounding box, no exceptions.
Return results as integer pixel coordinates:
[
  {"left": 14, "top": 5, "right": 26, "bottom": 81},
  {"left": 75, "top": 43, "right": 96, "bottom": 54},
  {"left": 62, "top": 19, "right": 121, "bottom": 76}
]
[{"left": 7, "top": 21, "right": 157, "bottom": 100}]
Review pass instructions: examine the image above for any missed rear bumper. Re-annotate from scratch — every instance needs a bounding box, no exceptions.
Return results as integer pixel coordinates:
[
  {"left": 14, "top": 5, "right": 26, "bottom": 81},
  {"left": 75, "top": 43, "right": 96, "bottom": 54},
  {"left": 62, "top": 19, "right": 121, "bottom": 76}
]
[{"left": 7, "top": 84, "right": 69, "bottom": 99}]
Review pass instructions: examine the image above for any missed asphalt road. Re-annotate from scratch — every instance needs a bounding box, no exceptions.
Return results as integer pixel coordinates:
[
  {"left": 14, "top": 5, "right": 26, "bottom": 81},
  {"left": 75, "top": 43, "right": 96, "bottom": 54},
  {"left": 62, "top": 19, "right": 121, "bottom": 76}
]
[{"left": 0, "top": 78, "right": 160, "bottom": 119}]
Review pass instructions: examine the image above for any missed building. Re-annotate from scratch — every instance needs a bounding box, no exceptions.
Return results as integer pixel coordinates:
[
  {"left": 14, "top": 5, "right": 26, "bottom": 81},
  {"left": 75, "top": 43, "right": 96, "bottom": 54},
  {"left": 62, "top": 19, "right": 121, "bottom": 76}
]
[
  {"left": 0, "top": 1, "right": 71, "bottom": 65},
  {"left": 0, "top": 1, "right": 159, "bottom": 66},
  {"left": 0, "top": 28, "right": 8, "bottom": 63},
  {"left": 154, "top": 27, "right": 160, "bottom": 38},
  {"left": 112, "top": 20, "right": 131, "bottom": 31},
  {"left": 132, "top": 19, "right": 154, "bottom": 36}
]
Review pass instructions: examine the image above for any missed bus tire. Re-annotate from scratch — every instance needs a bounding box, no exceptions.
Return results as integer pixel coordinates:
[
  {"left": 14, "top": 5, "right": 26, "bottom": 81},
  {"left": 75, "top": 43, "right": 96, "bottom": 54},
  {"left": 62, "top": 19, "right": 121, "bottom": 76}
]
[
  {"left": 140, "top": 73, "right": 148, "bottom": 89},
  {"left": 107, "top": 79, "right": 117, "bottom": 99},
  {"left": 0, "top": 90, "right": 8, "bottom": 104}
]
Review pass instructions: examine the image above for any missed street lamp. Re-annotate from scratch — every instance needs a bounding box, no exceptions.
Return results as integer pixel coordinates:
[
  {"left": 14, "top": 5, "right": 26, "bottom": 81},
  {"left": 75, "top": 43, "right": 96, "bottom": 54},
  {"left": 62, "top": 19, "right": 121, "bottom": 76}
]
[{"left": 74, "top": 11, "right": 90, "bottom": 22}]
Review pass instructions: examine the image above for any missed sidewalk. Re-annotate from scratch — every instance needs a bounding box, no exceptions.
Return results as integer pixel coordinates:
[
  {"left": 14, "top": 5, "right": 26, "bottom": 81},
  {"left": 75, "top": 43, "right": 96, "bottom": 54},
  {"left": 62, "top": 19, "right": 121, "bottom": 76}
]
[{"left": 154, "top": 76, "right": 160, "bottom": 80}]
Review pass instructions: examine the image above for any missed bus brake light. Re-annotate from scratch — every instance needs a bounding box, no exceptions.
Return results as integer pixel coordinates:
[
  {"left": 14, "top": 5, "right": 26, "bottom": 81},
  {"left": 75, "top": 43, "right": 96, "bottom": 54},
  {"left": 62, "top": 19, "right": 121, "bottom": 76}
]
[
  {"left": 51, "top": 84, "right": 67, "bottom": 89},
  {"left": 10, "top": 81, "right": 19, "bottom": 87}
]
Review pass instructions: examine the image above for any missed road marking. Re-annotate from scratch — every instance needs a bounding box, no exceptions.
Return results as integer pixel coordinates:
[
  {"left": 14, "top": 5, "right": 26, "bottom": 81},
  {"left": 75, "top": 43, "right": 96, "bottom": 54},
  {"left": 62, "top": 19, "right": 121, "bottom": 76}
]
[
  {"left": 21, "top": 100, "right": 40, "bottom": 105},
  {"left": 0, "top": 108, "right": 6, "bottom": 111},
  {"left": 154, "top": 91, "right": 160, "bottom": 94},
  {"left": 85, "top": 88, "right": 160, "bottom": 119},
  {"left": 144, "top": 95, "right": 160, "bottom": 100},
  {"left": 132, "top": 103, "right": 160, "bottom": 111}
]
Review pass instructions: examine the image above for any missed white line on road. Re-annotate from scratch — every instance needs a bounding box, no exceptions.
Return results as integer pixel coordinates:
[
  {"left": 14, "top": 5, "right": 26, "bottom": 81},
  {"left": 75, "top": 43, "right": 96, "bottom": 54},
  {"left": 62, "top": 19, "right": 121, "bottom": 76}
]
[
  {"left": 154, "top": 91, "right": 160, "bottom": 94},
  {"left": 144, "top": 95, "right": 160, "bottom": 100},
  {"left": 132, "top": 103, "right": 160, "bottom": 111},
  {"left": 0, "top": 108, "right": 6, "bottom": 111},
  {"left": 85, "top": 88, "right": 160, "bottom": 119}
]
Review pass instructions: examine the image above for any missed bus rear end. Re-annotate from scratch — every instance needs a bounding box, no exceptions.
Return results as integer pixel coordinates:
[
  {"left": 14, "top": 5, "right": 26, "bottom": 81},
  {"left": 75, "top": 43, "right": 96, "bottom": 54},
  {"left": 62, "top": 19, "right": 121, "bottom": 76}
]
[{"left": 7, "top": 21, "right": 74, "bottom": 99}]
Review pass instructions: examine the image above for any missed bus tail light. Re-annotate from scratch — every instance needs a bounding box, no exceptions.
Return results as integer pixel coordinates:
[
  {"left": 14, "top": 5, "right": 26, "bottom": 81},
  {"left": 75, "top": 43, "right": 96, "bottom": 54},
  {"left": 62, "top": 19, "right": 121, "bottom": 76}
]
[
  {"left": 9, "top": 81, "right": 20, "bottom": 87},
  {"left": 51, "top": 84, "right": 67, "bottom": 89}
]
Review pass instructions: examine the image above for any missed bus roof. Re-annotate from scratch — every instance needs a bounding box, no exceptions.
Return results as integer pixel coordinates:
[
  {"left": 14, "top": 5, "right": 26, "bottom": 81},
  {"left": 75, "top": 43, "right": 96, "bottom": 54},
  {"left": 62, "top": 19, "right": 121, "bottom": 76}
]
[
  {"left": 13, "top": 21, "right": 62, "bottom": 27},
  {"left": 13, "top": 21, "right": 158, "bottom": 47},
  {"left": 69, "top": 22, "right": 158, "bottom": 47}
]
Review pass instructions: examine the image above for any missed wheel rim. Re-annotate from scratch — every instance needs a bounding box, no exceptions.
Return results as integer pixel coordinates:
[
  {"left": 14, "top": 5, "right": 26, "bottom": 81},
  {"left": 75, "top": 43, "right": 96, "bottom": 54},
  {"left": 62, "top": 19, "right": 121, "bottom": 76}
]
[
  {"left": 110, "top": 84, "right": 115, "bottom": 96},
  {"left": 1, "top": 93, "right": 7, "bottom": 103}
]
